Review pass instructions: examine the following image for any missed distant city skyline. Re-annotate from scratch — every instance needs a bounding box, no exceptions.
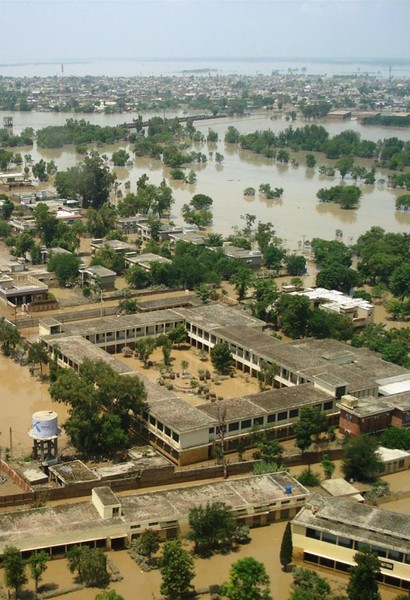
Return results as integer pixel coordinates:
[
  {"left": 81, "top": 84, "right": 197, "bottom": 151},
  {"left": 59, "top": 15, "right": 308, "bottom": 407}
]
[{"left": 1, "top": 0, "right": 410, "bottom": 67}]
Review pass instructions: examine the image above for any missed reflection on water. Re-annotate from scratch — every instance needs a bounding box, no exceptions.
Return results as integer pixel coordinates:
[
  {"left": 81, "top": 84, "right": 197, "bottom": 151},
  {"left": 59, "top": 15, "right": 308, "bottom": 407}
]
[{"left": 316, "top": 202, "right": 358, "bottom": 224}]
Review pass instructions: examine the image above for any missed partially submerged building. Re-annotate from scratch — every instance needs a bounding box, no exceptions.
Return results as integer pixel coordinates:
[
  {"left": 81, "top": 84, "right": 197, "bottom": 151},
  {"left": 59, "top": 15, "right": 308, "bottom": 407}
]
[
  {"left": 292, "top": 493, "right": 410, "bottom": 592},
  {"left": 0, "top": 473, "right": 308, "bottom": 557},
  {"left": 38, "top": 303, "right": 410, "bottom": 465}
]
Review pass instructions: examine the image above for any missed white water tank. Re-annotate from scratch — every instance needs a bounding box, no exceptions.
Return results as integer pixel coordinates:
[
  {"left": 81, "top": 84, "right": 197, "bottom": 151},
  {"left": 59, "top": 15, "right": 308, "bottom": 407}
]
[{"left": 30, "top": 411, "right": 59, "bottom": 439}]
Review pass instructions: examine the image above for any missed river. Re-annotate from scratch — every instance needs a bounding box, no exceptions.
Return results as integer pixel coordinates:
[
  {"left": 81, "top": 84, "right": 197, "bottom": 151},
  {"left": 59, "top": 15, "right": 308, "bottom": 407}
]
[{"left": 2, "top": 110, "right": 410, "bottom": 250}]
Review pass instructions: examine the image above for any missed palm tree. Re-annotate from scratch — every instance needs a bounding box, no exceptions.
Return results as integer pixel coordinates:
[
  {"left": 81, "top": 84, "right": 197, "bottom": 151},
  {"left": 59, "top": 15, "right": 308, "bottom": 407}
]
[{"left": 27, "top": 342, "right": 50, "bottom": 378}]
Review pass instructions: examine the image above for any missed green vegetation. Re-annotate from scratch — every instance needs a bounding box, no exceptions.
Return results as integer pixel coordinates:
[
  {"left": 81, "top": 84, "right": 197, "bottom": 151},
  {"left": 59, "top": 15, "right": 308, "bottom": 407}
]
[
  {"left": 36, "top": 118, "right": 128, "bottom": 148},
  {"left": 2, "top": 546, "right": 28, "bottom": 598},
  {"left": 55, "top": 152, "right": 116, "bottom": 209},
  {"left": 211, "top": 342, "right": 234, "bottom": 374},
  {"left": 280, "top": 521, "right": 293, "bottom": 571},
  {"left": 342, "top": 435, "right": 383, "bottom": 483},
  {"left": 316, "top": 185, "right": 362, "bottom": 209},
  {"left": 111, "top": 149, "right": 130, "bottom": 166},
  {"left": 347, "top": 547, "right": 381, "bottom": 600},
  {"left": 132, "top": 529, "right": 160, "bottom": 563},
  {"left": 221, "top": 557, "right": 270, "bottom": 600},
  {"left": 67, "top": 546, "right": 109, "bottom": 587},
  {"left": 362, "top": 114, "right": 410, "bottom": 127},
  {"left": 118, "top": 177, "right": 174, "bottom": 218},
  {"left": 296, "top": 468, "right": 321, "bottom": 487},
  {"left": 188, "top": 502, "right": 236, "bottom": 556},
  {"left": 27, "top": 551, "right": 49, "bottom": 593},
  {"left": 381, "top": 427, "right": 410, "bottom": 450},
  {"left": 48, "top": 253, "right": 81, "bottom": 286},
  {"left": 182, "top": 193, "right": 213, "bottom": 228},
  {"left": 294, "top": 406, "right": 327, "bottom": 453},
  {"left": 159, "top": 539, "right": 195, "bottom": 600},
  {"left": 290, "top": 567, "right": 335, "bottom": 600},
  {"left": 352, "top": 324, "right": 410, "bottom": 367},
  {"left": 50, "top": 359, "right": 147, "bottom": 457}
]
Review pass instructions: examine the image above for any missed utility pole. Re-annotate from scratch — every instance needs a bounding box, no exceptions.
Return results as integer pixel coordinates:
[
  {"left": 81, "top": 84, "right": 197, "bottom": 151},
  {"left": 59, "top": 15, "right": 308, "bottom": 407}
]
[{"left": 9, "top": 427, "right": 13, "bottom": 461}]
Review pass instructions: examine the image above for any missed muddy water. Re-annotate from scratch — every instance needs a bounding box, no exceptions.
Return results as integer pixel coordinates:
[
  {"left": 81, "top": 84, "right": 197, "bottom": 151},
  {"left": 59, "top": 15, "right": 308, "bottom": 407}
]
[
  {"left": 0, "top": 354, "right": 69, "bottom": 457},
  {"left": 0, "top": 521, "right": 398, "bottom": 600},
  {"left": 2, "top": 110, "right": 410, "bottom": 250}
]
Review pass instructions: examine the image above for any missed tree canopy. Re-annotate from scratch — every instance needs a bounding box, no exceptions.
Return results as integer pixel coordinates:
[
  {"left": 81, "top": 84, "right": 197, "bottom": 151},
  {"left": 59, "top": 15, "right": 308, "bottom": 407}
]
[
  {"left": 159, "top": 539, "right": 195, "bottom": 600},
  {"left": 221, "top": 557, "right": 270, "bottom": 600},
  {"left": 342, "top": 435, "right": 383, "bottom": 483},
  {"left": 188, "top": 502, "right": 236, "bottom": 556},
  {"left": 50, "top": 359, "right": 147, "bottom": 457}
]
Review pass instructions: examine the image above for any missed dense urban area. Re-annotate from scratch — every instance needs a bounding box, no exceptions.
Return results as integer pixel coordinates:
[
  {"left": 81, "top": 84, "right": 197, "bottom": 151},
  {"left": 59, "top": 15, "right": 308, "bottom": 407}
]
[{"left": 0, "top": 68, "right": 410, "bottom": 600}]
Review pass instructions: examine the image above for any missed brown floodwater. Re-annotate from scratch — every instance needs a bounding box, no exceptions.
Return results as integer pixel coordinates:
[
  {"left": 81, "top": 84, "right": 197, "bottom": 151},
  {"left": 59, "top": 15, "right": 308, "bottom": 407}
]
[
  {"left": 0, "top": 354, "right": 69, "bottom": 457},
  {"left": 0, "top": 519, "right": 400, "bottom": 600},
  {"left": 2, "top": 110, "right": 410, "bottom": 250}
]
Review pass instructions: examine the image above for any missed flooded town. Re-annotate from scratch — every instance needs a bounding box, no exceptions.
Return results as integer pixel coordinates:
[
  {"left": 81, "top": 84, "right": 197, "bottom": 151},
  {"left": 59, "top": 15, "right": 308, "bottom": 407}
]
[{"left": 1, "top": 2, "right": 410, "bottom": 599}]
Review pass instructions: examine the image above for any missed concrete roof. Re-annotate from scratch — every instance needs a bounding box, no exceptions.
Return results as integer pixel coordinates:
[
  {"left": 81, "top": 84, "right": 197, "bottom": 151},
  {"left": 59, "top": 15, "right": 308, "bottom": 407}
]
[
  {"left": 93, "top": 486, "right": 120, "bottom": 506},
  {"left": 320, "top": 478, "right": 362, "bottom": 499},
  {"left": 293, "top": 493, "right": 410, "bottom": 554},
  {"left": 149, "top": 396, "right": 217, "bottom": 432},
  {"left": 377, "top": 446, "right": 410, "bottom": 462},
  {"left": 0, "top": 474, "right": 308, "bottom": 554},
  {"left": 174, "top": 304, "right": 265, "bottom": 331},
  {"left": 49, "top": 460, "right": 99, "bottom": 484}
]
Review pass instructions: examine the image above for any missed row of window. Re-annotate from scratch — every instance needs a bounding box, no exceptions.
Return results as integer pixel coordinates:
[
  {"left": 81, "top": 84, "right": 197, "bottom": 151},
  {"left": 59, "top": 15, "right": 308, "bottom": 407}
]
[
  {"left": 208, "top": 402, "right": 334, "bottom": 436},
  {"left": 304, "top": 552, "right": 410, "bottom": 591},
  {"left": 306, "top": 527, "right": 410, "bottom": 564},
  {"left": 145, "top": 413, "right": 180, "bottom": 443}
]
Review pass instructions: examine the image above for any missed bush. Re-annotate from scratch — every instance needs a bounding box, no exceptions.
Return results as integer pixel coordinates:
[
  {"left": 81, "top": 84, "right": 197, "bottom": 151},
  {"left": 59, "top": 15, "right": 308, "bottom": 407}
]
[{"left": 296, "top": 468, "right": 321, "bottom": 487}]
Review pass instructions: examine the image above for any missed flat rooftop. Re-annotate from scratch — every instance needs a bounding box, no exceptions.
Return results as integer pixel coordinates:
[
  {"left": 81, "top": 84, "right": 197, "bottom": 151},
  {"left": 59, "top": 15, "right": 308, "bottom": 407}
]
[
  {"left": 293, "top": 493, "right": 410, "bottom": 554},
  {"left": 0, "top": 474, "right": 308, "bottom": 554}
]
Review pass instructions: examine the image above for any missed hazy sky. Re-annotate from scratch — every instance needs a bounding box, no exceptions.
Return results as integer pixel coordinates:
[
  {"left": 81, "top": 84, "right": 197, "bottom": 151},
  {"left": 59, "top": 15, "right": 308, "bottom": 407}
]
[{"left": 1, "top": 0, "right": 410, "bottom": 64}]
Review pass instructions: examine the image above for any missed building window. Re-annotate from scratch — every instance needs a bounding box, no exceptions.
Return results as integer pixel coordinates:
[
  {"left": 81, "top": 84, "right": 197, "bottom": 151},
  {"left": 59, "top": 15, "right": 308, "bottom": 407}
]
[
  {"left": 149, "top": 415, "right": 156, "bottom": 426},
  {"left": 280, "top": 509, "right": 290, "bottom": 520},
  {"left": 304, "top": 552, "right": 319, "bottom": 565},
  {"left": 172, "top": 431, "right": 179, "bottom": 443},
  {"left": 254, "top": 416, "right": 264, "bottom": 426},
  {"left": 321, "top": 531, "right": 337, "bottom": 545},
  {"left": 306, "top": 528, "right": 321, "bottom": 540},
  {"left": 388, "top": 549, "right": 403, "bottom": 562},
  {"left": 209, "top": 427, "right": 214, "bottom": 435},
  {"left": 165, "top": 427, "right": 171, "bottom": 437},
  {"left": 228, "top": 422, "right": 239, "bottom": 432},
  {"left": 289, "top": 409, "right": 299, "bottom": 419},
  {"left": 157, "top": 421, "right": 164, "bottom": 432},
  {"left": 324, "top": 401, "right": 334, "bottom": 411},
  {"left": 338, "top": 536, "right": 353, "bottom": 549},
  {"left": 241, "top": 419, "right": 251, "bottom": 429},
  {"left": 278, "top": 411, "right": 287, "bottom": 421},
  {"left": 267, "top": 414, "right": 276, "bottom": 423}
]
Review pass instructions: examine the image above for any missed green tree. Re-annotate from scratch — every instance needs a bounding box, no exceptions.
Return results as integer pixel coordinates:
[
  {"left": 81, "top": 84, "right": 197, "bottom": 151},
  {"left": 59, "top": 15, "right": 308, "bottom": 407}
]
[
  {"left": 347, "top": 547, "right": 381, "bottom": 600},
  {"left": 50, "top": 359, "right": 147, "bottom": 457},
  {"left": 280, "top": 522, "right": 293, "bottom": 571},
  {"left": 336, "top": 156, "right": 354, "bottom": 179},
  {"left": 286, "top": 254, "right": 307, "bottom": 276},
  {"left": 168, "top": 323, "right": 187, "bottom": 346},
  {"left": 188, "top": 502, "right": 236, "bottom": 556},
  {"left": 48, "top": 253, "right": 81, "bottom": 286},
  {"left": 87, "top": 205, "right": 117, "bottom": 237},
  {"left": 117, "top": 298, "right": 137, "bottom": 314},
  {"left": 381, "top": 427, "right": 410, "bottom": 450},
  {"left": 321, "top": 453, "right": 336, "bottom": 479},
  {"left": 125, "top": 265, "right": 152, "bottom": 289},
  {"left": 316, "top": 264, "right": 360, "bottom": 294},
  {"left": 221, "top": 557, "right": 270, "bottom": 600},
  {"left": 27, "top": 551, "right": 49, "bottom": 593},
  {"left": 111, "top": 149, "right": 130, "bottom": 166},
  {"left": 389, "top": 263, "right": 410, "bottom": 299},
  {"left": 95, "top": 591, "right": 125, "bottom": 600},
  {"left": 305, "top": 153, "right": 316, "bottom": 168},
  {"left": 27, "top": 341, "right": 49, "bottom": 378},
  {"left": 32, "top": 159, "right": 49, "bottom": 181},
  {"left": 294, "top": 407, "right": 327, "bottom": 453},
  {"left": 133, "top": 529, "right": 160, "bottom": 563},
  {"left": 231, "top": 267, "right": 254, "bottom": 301},
  {"left": 135, "top": 337, "right": 157, "bottom": 368},
  {"left": 343, "top": 435, "right": 383, "bottom": 483},
  {"left": 276, "top": 294, "right": 311, "bottom": 338},
  {"left": 290, "top": 567, "right": 332, "bottom": 600},
  {"left": 159, "top": 539, "right": 195, "bottom": 600},
  {"left": 0, "top": 320, "right": 22, "bottom": 356},
  {"left": 67, "top": 546, "right": 109, "bottom": 587},
  {"left": 253, "top": 438, "right": 283, "bottom": 463},
  {"left": 3, "top": 546, "right": 27, "bottom": 598},
  {"left": 211, "top": 342, "right": 234, "bottom": 374}
]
